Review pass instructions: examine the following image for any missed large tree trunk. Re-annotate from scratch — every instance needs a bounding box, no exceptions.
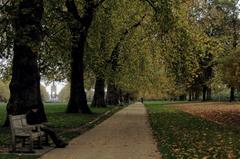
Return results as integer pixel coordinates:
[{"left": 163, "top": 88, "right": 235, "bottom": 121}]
[
  {"left": 66, "top": 35, "right": 91, "bottom": 113},
  {"left": 230, "top": 87, "right": 235, "bottom": 102},
  {"left": 3, "top": 0, "right": 46, "bottom": 127},
  {"left": 65, "top": 0, "right": 95, "bottom": 113},
  {"left": 91, "top": 77, "right": 106, "bottom": 107},
  {"left": 106, "top": 81, "right": 119, "bottom": 105}
]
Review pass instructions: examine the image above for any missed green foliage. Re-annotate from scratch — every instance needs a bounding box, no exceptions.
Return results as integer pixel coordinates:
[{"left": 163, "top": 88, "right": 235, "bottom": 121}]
[
  {"left": 40, "top": 85, "right": 49, "bottom": 102},
  {"left": 58, "top": 83, "right": 95, "bottom": 102},
  {"left": 58, "top": 83, "right": 70, "bottom": 102},
  {"left": 86, "top": 0, "right": 151, "bottom": 80},
  {"left": 40, "top": 0, "right": 72, "bottom": 81},
  {"left": 0, "top": 81, "right": 9, "bottom": 102},
  {"left": 0, "top": 0, "right": 239, "bottom": 100},
  {"left": 218, "top": 47, "right": 240, "bottom": 88}
]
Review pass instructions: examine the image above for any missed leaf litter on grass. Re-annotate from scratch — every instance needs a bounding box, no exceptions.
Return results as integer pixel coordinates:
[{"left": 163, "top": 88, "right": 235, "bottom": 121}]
[
  {"left": 147, "top": 103, "right": 240, "bottom": 159},
  {"left": 171, "top": 102, "right": 240, "bottom": 128}
]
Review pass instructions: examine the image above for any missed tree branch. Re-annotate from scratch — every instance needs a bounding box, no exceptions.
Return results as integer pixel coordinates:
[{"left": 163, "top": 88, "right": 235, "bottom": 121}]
[
  {"left": 94, "top": 0, "right": 107, "bottom": 9},
  {"left": 107, "top": 14, "right": 147, "bottom": 67},
  {"left": 0, "top": 0, "right": 11, "bottom": 11},
  {"left": 122, "top": 14, "right": 146, "bottom": 39},
  {"left": 140, "top": 0, "right": 158, "bottom": 13},
  {"left": 65, "top": 0, "right": 81, "bottom": 21}
]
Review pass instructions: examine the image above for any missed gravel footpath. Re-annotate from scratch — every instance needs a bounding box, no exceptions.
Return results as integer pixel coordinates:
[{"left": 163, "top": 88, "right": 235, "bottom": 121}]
[{"left": 40, "top": 103, "right": 160, "bottom": 159}]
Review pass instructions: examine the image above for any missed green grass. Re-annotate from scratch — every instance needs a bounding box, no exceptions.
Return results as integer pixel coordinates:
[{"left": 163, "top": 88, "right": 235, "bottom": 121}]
[
  {"left": 0, "top": 103, "right": 7, "bottom": 126},
  {"left": 0, "top": 103, "right": 118, "bottom": 159},
  {"left": 0, "top": 154, "right": 38, "bottom": 159},
  {"left": 143, "top": 100, "right": 188, "bottom": 106},
  {"left": 143, "top": 101, "right": 173, "bottom": 105},
  {"left": 146, "top": 102, "right": 240, "bottom": 159}
]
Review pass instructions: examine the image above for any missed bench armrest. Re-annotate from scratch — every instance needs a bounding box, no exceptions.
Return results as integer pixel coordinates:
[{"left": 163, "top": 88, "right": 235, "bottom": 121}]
[{"left": 25, "top": 124, "right": 45, "bottom": 131}]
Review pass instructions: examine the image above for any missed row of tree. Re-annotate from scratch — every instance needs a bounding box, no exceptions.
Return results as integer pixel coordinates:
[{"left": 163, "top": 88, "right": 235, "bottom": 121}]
[
  {"left": 0, "top": 0, "right": 156, "bottom": 125},
  {"left": 0, "top": 0, "right": 239, "bottom": 125}
]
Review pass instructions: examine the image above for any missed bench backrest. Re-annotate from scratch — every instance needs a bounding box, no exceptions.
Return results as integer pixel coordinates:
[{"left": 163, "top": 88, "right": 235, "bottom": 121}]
[{"left": 9, "top": 115, "right": 28, "bottom": 135}]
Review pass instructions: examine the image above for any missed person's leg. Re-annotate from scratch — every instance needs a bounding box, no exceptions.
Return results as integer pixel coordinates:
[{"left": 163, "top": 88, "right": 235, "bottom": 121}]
[{"left": 40, "top": 127, "right": 63, "bottom": 146}]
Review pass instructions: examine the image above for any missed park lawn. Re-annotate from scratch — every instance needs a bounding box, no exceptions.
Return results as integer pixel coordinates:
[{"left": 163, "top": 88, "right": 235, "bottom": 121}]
[
  {"left": 0, "top": 103, "right": 118, "bottom": 159},
  {"left": 146, "top": 102, "right": 240, "bottom": 159}
]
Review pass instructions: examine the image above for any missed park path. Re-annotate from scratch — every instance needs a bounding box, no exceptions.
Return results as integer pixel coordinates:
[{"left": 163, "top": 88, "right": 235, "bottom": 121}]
[{"left": 40, "top": 103, "right": 160, "bottom": 159}]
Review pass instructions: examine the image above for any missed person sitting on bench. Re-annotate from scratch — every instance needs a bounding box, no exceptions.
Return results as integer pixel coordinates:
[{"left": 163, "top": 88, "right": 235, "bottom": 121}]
[{"left": 26, "top": 105, "right": 68, "bottom": 148}]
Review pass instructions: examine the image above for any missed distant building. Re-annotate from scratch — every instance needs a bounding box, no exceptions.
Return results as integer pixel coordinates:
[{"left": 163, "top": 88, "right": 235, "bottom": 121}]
[{"left": 50, "top": 81, "right": 57, "bottom": 102}]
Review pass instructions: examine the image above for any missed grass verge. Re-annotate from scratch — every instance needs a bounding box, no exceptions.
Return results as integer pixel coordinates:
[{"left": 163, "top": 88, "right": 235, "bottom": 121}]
[
  {"left": 0, "top": 103, "right": 121, "bottom": 159},
  {"left": 146, "top": 102, "right": 240, "bottom": 159}
]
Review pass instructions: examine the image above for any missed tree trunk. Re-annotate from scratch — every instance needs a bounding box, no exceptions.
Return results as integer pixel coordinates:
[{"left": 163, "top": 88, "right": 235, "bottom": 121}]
[
  {"left": 179, "top": 95, "right": 186, "bottom": 101},
  {"left": 119, "top": 89, "right": 124, "bottom": 105},
  {"left": 91, "top": 77, "right": 106, "bottom": 107},
  {"left": 207, "top": 88, "right": 212, "bottom": 100},
  {"left": 193, "top": 90, "right": 200, "bottom": 101},
  {"left": 229, "top": 11, "right": 237, "bottom": 102},
  {"left": 106, "top": 81, "right": 119, "bottom": 105},
  {"left": 202, "top": 85, "right": 207, "bottom": 101},
  {"left": 123, "top": 93, "right": 130, "bottom": 104},
  {"left": 66, "top": 30, "right": 91, "bottom": 113},
  {"left": 65, "top": 0, "right": 95, "bottom": 113},
  {"left": 188, "top": 90, "right": 192, "bottom": 101},
  {"left": 230, "top": 87, "right": 235, "bottom": 102},
  {"left": 3, "top": 0, "right": 46, "bottom": 127},
  {"left": 196, "top": 91, "right": 200, "bottom": 100}
]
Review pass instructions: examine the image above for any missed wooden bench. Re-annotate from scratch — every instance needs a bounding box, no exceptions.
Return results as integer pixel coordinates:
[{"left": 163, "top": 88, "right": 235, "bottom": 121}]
[{"left": 9, "top": 114, "right": 44, "bottom": 152}]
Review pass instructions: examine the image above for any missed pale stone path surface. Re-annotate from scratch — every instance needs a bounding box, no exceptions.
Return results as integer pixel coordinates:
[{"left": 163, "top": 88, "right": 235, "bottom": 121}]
[{"left": 40, "top": 103, "right": 160, "bottom": 159}]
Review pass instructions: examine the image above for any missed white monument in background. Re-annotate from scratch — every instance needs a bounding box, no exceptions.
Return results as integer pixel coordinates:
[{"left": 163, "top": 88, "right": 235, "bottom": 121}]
[{"left": 50, "top": 81, "right": 57, "bottom": 102}]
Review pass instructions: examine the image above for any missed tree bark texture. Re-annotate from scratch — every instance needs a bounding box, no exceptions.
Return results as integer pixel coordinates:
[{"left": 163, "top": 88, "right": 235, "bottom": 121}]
[
  {"left": 91, "top": 77, "right": 106, "bottom": 107},
  {"left": 3, "top": 0, "right": 47, "bottom": 126},
  {"left": 188, "top": 90, "right": 192, "bottom": 101},
  {"left": 202, "top": 85, "right": 207, "bottom": 101},
  {"left": 230, "top": 87, "right": 235, "bottom": 102},
  {"left": 207, "top": 88, "right": 212, "bottom": 100},
  {"left": 65, "top": 0, "right": 95, "bottom": 113},
  {"left": 106, "top": 81, "right": 119, "bottom": 105}
]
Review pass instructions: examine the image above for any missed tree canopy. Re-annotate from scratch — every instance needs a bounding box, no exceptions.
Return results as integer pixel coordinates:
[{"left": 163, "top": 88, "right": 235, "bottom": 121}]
[{"left": 0, "top": 0, "right": 240, "bottom": 114}]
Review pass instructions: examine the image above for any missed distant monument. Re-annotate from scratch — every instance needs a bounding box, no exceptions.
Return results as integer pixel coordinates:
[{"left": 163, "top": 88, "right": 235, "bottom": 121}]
[{"left": 50, "top": 81, "right": 57, "bottom": 101}]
